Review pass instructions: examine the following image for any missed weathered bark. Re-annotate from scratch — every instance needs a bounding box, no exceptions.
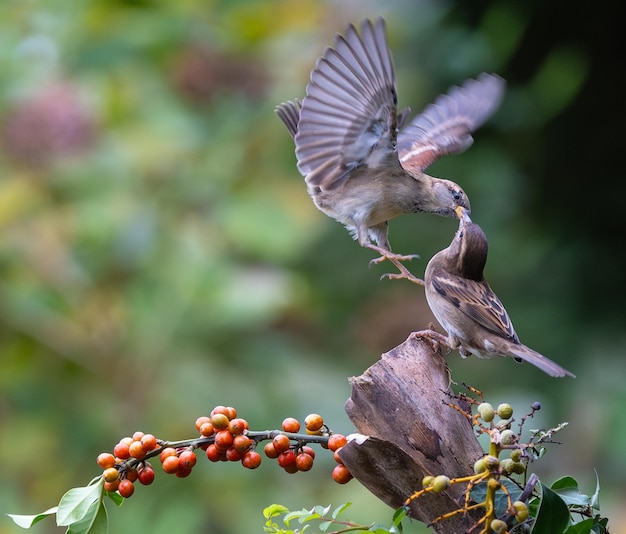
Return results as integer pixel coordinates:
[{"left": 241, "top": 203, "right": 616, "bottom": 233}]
[{"left": 339, "top": 331, "right": 484, "bottom": 533}]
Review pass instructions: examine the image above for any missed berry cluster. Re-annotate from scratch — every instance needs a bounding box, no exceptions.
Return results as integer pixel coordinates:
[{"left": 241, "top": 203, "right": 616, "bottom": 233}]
[{"left": 96, "top": 406, "right": 353, "bottom": 500}]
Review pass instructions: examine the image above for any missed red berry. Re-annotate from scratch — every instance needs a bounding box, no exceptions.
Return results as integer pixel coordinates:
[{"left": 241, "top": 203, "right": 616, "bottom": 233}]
[
  {"left": 301, "top": 445, "right": 316, "bottom": 459},
  {"left": 296, "top": 453, "right": 314, "bottom": 471},
  {"left": 138, "top": 465, "right": 155, "bottom": 486},
  {"left": 214, "top": 430, "right": 234, "bottom": 450},
  {"left": 272, "top": 434, "right": 291, "bottom": 453},
  {"left": 124, "top": 468, "right": 138, "bottom": 482},
  {"left": 176, "top": 466, "right": 193, "bottom": 478},
  {"left": 97, "top": 453, "right": 116, "bottom": 469},
  {"left": 281, "top": 418, "right": 301, "bottom": 433},
  {"left": 141, "top": 434, "right": 157, "bottom": 451},
  {"left": 304, "top": 414, "right": 324, "bottom": 432},
  {"left": 206, "top": 444, "right": 224, "bottom": 462},
  {"left": 283, "top": 462, "right": 299, "bottom": 474},
  {"left": 226, "top": 447, "right": 242, "bottom": 461},
  {"left": 242, "top": 450, "right": 261, "bottom": 469},
  {"left": 118, "top": 479, "right": 135, "bottom": 498},
  {"left": 129, "top": 441, "right": 146, "bottom": 459},
  {"left": 113, "top": 441, "right": 131, "bottom": 460},
  {"left": 103, "top": 467, "right": 119, "bottom": 483},
  {"left": 264, "top": 442, "right": 279, "bottom": 459},
  {"left": 179, "top": 450, "right": 197, "bottom": 469},
  {"left": 277, "top": 450, "right": 296, "bottom": 468},
  {"left": 328, "top": 434, "right": 347, "bottom": 452},
  {"left": 332, "top": 464, "right": 353, "bottom": 484},
  {"left": 161, "top": 456, "right": 180, "bottom": 474},
  {"left": 228, "top": 418, "right": 248, "bottom": 435}
]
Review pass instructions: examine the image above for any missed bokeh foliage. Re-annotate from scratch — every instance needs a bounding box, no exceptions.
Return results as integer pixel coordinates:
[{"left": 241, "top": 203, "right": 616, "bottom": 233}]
[{"left": 1, "top": 0, "right": 623, "bottom": 532}]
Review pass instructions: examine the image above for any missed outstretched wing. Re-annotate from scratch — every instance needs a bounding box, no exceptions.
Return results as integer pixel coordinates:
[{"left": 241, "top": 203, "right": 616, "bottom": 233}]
[
  {"left": 431, "top": 272, "right": 519, "bottom": 344},
  {"left": 275, "top": 99, "right": 302, "bottom": 139},
  {"left": 295, "top": 18, "right": 400, "bottom": 191},
  {"left": 398, "top": 73, "right": 505, "bottom": 173}
]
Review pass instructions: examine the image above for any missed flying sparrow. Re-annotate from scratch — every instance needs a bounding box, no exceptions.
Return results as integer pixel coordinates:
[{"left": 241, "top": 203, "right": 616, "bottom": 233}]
[
  {"left": 275, "top": 18, "right": 505, "bottom": 281},
  {"left": 424, "top": 206, "right": 575, "bottom": 378}
]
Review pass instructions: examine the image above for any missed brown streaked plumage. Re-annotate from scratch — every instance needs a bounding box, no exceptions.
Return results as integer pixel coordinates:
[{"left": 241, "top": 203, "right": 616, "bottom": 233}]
[
  {"left": 275, "top": 18, "right": 505, "bottom": 275},
  {"left": 424, "top": 207, "right": 575, "bottom": 378}
]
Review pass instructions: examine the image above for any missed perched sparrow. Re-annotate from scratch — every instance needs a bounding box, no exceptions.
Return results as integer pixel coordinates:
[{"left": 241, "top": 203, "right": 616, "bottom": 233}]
[
  {"left": 424, "top": 207, "right": 575, "bottom": 378},
  {"left": 275, "top": 18, "right": 505, "bottom": 277}
]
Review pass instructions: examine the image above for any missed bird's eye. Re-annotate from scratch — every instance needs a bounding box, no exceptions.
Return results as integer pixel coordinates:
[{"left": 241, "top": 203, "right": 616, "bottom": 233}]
[{"left": 453, "top": 191, "right": 463, "bottom": 201}]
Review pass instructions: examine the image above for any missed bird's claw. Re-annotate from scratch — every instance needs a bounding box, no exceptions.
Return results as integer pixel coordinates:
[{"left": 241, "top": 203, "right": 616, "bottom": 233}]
[
  {"left": 366, "top": 245, "right": 423, "bottom": 285},
  {"left": 410, "top": 329, "right": 452, "bottom": 356},
  {"left": 369, "top": 253, "right": 420, "bottom": 266}
]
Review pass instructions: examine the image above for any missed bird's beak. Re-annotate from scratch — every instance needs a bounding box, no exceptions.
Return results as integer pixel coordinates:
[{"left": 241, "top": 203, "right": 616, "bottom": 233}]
[{"left": 455, "top": 205, "right": 469, "bottom": 220}]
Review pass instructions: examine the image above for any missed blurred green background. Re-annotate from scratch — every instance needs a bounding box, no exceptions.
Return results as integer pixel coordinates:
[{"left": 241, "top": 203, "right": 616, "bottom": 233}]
[{"left": 1, "top": 0, "right": 623, "bottom": 532}]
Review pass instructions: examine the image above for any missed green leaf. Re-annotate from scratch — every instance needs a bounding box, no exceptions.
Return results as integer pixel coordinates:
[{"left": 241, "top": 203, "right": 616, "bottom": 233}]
[
  {"left": 104, "top": 491, "right": 124, "bottom": 507},
  {"left": 563, "top": 517, "right": 594, "bottom": 534},
  {"left": 7, "top": 507, "right": 58, "bottom": 528},
  {"left": 392, "top": 506, "right": 407, "bottom": 526},
  {"left": 551, "top": 476, "right": 591, "bottom": 507},
  {"left": 531, "top": 482, "right": 571, "bottom": 534},
  {"left": 57, "top": 481, "right": 104, "bottom": 526},
  {"left": 263, "top": 505, "right": 289, "bottom": 520},
  {"left": 331, "top": 502, "right": 351, "bottom": 519},
  {"left": 318, "top": 520, "right": 332, "bottom": 532},
  {"left": 66, "top": 500, "right": 108, "bottom": 534}
]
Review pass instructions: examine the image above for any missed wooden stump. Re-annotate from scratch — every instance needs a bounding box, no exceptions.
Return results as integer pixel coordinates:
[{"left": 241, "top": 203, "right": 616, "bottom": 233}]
[{"left": 339, "top": 331, "right": 484, "bottom": 532}]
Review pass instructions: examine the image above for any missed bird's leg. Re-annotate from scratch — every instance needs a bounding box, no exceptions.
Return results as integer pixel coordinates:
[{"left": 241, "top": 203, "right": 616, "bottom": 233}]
[
  {"left": 366, "top": 243, "right": 424, "bottom": 286},
  {"left": 410, "top": 327, "right": 452, "bottom": 356}
]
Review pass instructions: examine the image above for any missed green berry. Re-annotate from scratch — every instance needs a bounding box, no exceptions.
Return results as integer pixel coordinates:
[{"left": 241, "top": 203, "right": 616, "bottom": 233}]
[
  {"left": 477, "top": 402, "right": 495, "bottom": 422},
  {"left": 474, "top": 458, "right": 487, "bottom": 474},
  {"left": 497, "top": 403, "right": 513, "bottom": 419},
  {"left": 511, "top": 461, "right": 526, "bottom": 474},
  {"left": 500, "top": 429, "right": 516, "bottom": 445},
  {"left": 431, "top": 475, "right": 450, "bottom": 493},
  {"left": 422, "top": 475, "right": 435, "bottom": 488},
  {"left": 490, "top": 518, "right": 508, "bottom": 533},
  {"left": 513, "top": 500, "right": 529, "bottom": 522},
  {"left": 500, "top": 458, "right": 514, "bottom": 474},
  {"left": 483, "top": 455, "right": 500, "bottom": 470},
  {"left": 510, "top": 449, "right": 522, "bottom": 462}
]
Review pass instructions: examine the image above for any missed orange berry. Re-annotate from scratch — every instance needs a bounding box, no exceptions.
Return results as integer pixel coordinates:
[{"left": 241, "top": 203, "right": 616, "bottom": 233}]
[
  {"left": 272, "top": 434, "right": 291, "bottom": 453},
  {"left": 332, "top": 464, "right": 353, "bottom": 484},
  {"left": 233, "top": 435, "right": 251, "bottom": 454},
  {"left": 141, "top": 434, "right": 157, "bottom": 451},
  {"left": 304, "top": 414, "right": 324, "bottom": 432},
  {"left": 118, "top": 479, "right": 135, "bottom": 498},
  {"left": 97, "top": 453, "right": 116, "bottom": 469},
  {"left": 103, "top": 479, "right": 119, "bottom": 492},
  {"left": 242, "top": 450, "right": 261, "bottom": 469},
  {"left": 281, "top": 418, "right": 301, "bottom": 433},
  {"left": 161, "top": 455, "right": 180, "bottom": 474},
  {"left": 296, "top": 453, "right": 314, "bottom": 471},
  {"left": 264, "top": 442, "right": 279, "bottom": 459},
  {"left": 327, "top": 434, "right": 347, "bottom": 452},
  {"left": 211, "top": 413, "right": 230, "bottom": 431},
  {"left": 277, "top": 450, "right": 296, "bottom": 468},
  {"left": 159, "top": 447, "right": 177, "bottom": 463},
  {"left": 199, "top": 422, "right": 214, "bottom": 437},
  {"left": 132, "top": 431, "right": 145, "bottom": 441},
  {"left": 333, "top": 448, "right": 344, "bottom": 464},
  {"left": 179, "top": 450, "right": 197, "bottom": 469},
  {"left": 214, "top": 430, "right": 234, "bottom": 450},
  {"left": 129, "top": 441, "right": 147, "bottom": 459},
  {"left": 226, "top": 406, "right": 237, "bottom": 420},
  {"left": 195, "top": 416, "right": 211, "bottom": 432},
  {"left": 138, "top": 465, "right": 155, "bottom": 486},
  {"left": 210, "top": 405, "right": 230, "bottom": 418},
  {"left": 228, "top": 418, "right": 248, "bottom": 435},
  {"left": 103, "top": 467, "right": 119, "bottom": 483}
]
